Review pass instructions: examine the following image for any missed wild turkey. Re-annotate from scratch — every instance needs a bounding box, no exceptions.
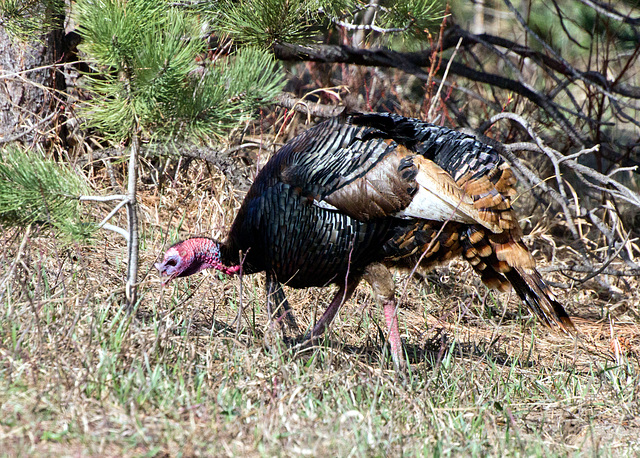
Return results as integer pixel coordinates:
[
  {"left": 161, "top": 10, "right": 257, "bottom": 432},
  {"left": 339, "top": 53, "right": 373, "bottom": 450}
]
[{"left": 155, "top": 112, "right": 574, "bottom": 370}]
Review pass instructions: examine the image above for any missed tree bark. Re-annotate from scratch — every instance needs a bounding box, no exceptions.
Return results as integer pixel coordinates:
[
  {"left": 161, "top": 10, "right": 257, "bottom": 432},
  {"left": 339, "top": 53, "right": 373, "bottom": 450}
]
[{"left": 0, "top": 21, "right": 67, "bottom": 146}]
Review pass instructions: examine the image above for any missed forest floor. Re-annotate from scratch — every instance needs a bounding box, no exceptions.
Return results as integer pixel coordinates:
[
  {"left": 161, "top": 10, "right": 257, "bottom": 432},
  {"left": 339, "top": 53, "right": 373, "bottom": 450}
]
[{"left": 1, "top": 143, "right": 639, "bottom": 457}]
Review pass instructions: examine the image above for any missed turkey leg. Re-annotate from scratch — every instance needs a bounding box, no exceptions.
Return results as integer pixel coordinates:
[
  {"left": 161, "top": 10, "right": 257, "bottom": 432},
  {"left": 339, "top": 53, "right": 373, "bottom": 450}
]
[
  {"left": 306, "top": 279, "right": 359, "bottom": 341},
  {"left": 266, "top": 274, "right": 299, "bottom": 332},
  {"left": 363, "top": 263, "right": 406, "bottom": 371}
]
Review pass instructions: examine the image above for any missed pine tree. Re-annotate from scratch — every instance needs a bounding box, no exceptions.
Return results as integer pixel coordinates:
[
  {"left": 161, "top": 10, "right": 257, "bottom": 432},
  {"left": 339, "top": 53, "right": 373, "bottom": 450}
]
[
  {"left": 72, "top": 0, "right": 285, "bottom": 307},
  {"left": 1, "top": 0, "right": 442, "bottom": 309}
]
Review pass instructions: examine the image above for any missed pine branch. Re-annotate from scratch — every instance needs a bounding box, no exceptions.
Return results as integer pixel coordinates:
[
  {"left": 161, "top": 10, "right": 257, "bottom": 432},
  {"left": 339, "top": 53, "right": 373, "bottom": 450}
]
[
  {"left": 198, "top": 0, "right": 443, "bottom": 46},
  {"left": 75, "top": 0, "right": 284, "bottom": 142},
  {"left": 202, "top": 0, "right": 320, "bottom": 46},
  {"left": 0, "top": 146, "right": 95, "bottom": 240},
  {"left": 0, "top": 0, "right": 64, "bottom": 41}
]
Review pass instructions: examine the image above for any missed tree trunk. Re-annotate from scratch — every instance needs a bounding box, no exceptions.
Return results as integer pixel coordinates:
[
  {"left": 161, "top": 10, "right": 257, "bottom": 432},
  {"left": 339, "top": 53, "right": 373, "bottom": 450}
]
[{"left": 0, "top": 21, "right": 67, "bottom": 147}]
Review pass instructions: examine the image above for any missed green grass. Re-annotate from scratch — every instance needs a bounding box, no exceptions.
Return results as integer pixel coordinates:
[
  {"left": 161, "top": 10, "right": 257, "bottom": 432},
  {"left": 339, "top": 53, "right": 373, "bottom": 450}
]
[{"left": 1, "top": 223, "right": 639, "bottom": 456}]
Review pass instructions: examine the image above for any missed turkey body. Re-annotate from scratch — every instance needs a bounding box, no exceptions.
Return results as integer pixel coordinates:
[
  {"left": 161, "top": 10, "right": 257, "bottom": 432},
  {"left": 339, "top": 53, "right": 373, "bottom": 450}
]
[
  {"left": 225, "top": 114, "right": 486, "bottom": 286},
  {"left": 224, "top": 120, "right": 394, "bottom": 287},
  {"left": 157, "top": 112, "right": 574, "bottom": 370}
]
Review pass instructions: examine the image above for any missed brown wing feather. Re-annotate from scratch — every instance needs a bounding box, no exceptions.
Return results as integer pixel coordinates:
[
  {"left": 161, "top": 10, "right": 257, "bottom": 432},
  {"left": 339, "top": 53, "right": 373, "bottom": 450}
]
[
  {"left": 323, "top": 149, "right": 417, "bottom": 220},
  {"left": 449, "top": 159, "right": 535, "bottom": 270},
  {"left": 382, "top": 220, "right": 465, "bottom": 269}
]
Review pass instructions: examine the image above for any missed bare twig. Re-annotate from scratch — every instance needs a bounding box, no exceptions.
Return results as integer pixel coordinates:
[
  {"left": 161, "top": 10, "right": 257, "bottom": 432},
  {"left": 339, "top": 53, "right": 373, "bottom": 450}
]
[
  {"left": 427, "top": 37, "right": 463, "bottom": 121},
  {"left": 0, "top": 112, "right": 57, "bottom": 144},
  {"left": 0, "top": 225, "right": 31, "bottom": 299},
  {"left": 539, "top": 265, "right": 640, "bottom": 277},
  {"left": 96, "top": 198, "right": 130, "bottom": 229},
  {"left": 574, "top": 0, "right": 640, "bottom": 25},
  {"left": 474, "top": 112, "right": 640, "bottom": 290},
  {"left": 101, "top": 223, "right": 130, "bottom": 241},
  {"left": 79, "top": 195, "right": 128, "bottom": 202},
  {"left": 125, "top": 133, "right": 140, "bottom": 309},
  {"left": 558, "top": 234, "right": 631, "bottom": 283},
  {"left": 502, "top": 0, "right": 638, "bottom": 105},
  {"left": 276, "top": 92, "right": 346, "bottom": 118}
]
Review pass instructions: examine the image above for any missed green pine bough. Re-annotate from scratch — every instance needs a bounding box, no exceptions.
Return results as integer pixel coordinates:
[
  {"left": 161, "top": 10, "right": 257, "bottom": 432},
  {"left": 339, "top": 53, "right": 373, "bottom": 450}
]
[
  {"left": 0, "top": 146, "right": 95, "bottom": 240},
  {"left": 74, "top": 0, "right": 285, "bottom": 143}
]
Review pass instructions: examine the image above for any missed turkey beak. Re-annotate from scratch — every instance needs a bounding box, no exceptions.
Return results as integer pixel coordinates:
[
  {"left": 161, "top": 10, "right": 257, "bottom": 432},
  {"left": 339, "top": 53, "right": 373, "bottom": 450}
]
[{"left": 155, "top": 261, "right": 172, "bottom": 286}]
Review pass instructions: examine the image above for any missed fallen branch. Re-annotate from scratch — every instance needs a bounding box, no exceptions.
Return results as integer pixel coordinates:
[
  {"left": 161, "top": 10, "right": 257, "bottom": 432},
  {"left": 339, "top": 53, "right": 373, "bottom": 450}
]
[
  {"left": 276, "top": 92, "right": 345, "bottom": 118},
  {"left": 539, "top": 265, "right": 640, "bottom": 277}
]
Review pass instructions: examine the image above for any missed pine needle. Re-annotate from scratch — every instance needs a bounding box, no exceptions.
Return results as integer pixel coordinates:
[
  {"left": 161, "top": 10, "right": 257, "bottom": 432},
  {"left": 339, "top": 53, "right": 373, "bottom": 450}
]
[{"left": 0, "top": 146, "right": 95, "bottom": 240}]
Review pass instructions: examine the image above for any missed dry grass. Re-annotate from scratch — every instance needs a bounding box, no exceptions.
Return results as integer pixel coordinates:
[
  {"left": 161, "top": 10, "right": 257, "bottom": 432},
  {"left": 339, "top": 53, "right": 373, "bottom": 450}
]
[{"left": 1, "top": 139, "right": 640, "bottom": 457}]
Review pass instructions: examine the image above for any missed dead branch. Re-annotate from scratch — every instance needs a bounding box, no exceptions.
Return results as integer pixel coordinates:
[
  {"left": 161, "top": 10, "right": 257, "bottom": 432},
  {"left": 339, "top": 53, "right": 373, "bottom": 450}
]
[
  {"left": 445, "top": 26, "right": 640, "bottom": 101},
  {"left": 472, "top": 112, "right": 640, "bottom": 291},
  {"left": 273, "top": 16, "right": 640, "bottom": 159},
  {"left": 574, "top": 0, "right": 640, "bottom": 26},
  {"left": 273, "top": 42, "right": 582, "bottom": 147},
  {"left": 275, "top": 92, "right": 345, "bottom": 118},
  {"left": 501, "top": 0, "right": 640, "bottom": 105},
  {"left": 0, "top": 112, "right": 58, "bottom": 144}
]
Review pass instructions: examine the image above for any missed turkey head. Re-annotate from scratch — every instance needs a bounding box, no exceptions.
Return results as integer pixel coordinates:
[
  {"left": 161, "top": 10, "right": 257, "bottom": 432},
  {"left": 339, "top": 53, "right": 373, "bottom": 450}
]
[{"left": 155, "top": 237, "right": 240, "bottom": 286}]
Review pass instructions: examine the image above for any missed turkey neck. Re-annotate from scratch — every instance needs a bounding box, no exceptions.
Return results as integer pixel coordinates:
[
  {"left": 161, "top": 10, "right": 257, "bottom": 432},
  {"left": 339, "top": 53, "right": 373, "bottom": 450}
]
[
  {"left": 186, "top": 238, "right": 242, "bottom": 276},
  {"left": 219, "top": 238, "right": 263, "bottom": 275},
  {"left": 218, "top": 240, "right": 245, "bottom": 274}
]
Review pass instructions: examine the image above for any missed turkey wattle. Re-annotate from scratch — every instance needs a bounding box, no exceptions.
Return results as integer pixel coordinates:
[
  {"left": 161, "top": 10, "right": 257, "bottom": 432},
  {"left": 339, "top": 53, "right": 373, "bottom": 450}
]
[{"left": 155, "top": 112, "right": 575, "bottom": 370}]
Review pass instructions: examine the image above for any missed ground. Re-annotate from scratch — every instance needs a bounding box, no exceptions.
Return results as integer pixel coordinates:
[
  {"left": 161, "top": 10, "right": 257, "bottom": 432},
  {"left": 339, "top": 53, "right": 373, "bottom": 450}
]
[{"left": 1, "top": 155, "right": 639, "bottom": 457}]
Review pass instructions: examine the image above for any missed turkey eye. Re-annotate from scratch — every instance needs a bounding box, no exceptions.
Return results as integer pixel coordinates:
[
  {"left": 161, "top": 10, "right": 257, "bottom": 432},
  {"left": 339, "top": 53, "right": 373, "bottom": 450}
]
[{"left": 166, "top": 259, "right": 177, "bottom": 267}]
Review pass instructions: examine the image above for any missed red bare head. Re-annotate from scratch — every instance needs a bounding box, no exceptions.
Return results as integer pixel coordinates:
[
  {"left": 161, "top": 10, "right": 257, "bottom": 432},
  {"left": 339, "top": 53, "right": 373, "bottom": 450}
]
[{"left": 155, "top": 238, "right": 240, "bottom": 286}]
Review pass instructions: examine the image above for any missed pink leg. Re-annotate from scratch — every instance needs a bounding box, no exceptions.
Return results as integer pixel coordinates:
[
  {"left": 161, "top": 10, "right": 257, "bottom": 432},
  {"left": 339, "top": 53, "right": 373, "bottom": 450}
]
[
  {"left": 266, "top": 275, "right": 299, "bottom": 332},
  {"left": 306, "top": 280, "right": 359, "bottom": 340},
  {"left": 364, "top": 263, "right": 406, "bottom": 371},
  {"left": 383, "top": 299, "right": 405, "bottom": 371}
]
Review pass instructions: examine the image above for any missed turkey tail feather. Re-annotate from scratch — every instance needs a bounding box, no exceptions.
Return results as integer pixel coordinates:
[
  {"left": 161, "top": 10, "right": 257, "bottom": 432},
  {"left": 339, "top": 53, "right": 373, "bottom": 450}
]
[{"left": 505, "top": 267, "right": 575, "bottom": 332}]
